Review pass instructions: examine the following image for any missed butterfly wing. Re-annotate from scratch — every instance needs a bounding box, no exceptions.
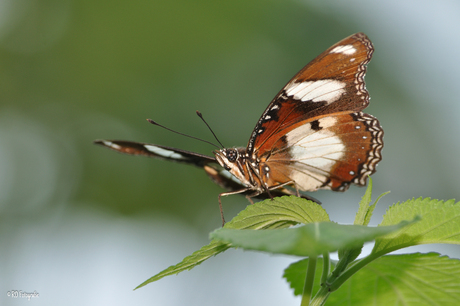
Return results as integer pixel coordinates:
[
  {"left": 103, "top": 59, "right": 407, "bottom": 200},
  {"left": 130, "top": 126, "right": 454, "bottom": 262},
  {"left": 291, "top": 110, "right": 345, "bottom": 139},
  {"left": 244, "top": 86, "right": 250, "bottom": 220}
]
[
  {"left": 93, "top": 140, "right": 315, "bottom": 200},
  {"left": 247, "top": 33, "right": 383, "bottom": 191},
  {"left": 94, "top": 140, "right": 216, "bottom": 167},
  {"left": 94, "top": 139, "right": 244, "bottom": 190},
  {"left": 261, "top": 112, "right": 383, "bottom": 192}
]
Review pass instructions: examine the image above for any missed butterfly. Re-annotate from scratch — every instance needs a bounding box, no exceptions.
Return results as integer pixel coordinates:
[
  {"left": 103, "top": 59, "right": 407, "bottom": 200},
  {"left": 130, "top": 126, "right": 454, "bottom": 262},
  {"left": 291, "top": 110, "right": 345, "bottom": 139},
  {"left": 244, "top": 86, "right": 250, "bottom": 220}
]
[{"left": 95, "top": 32, "right": 383, "bottom": 224}]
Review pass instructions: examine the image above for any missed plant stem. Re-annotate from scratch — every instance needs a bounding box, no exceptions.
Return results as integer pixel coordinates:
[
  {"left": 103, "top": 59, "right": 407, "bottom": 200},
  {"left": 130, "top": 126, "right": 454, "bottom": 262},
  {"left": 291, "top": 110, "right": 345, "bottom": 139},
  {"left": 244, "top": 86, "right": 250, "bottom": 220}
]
[
  {"left": 310, "top": 250, "right": 355, "bottom": 305},
  {"left": 329, "top": 251, "right": 384, "bottom": 291},
  {"left": 300, "top": 256, "right": 317, "bottom": 306},
  {"left": 310, "top": 285, "right": 330, "bottom": 306},
  {"left": 320, "top": 253, "right": 330, "bottom": 285}
]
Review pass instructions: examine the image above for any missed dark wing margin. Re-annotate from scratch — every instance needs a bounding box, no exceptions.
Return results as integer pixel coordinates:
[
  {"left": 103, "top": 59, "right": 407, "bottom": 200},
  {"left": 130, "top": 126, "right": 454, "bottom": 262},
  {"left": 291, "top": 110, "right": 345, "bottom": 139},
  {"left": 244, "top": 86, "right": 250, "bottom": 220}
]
[{"left": 94, "top": 140, "right": 216, "bottom": 167}]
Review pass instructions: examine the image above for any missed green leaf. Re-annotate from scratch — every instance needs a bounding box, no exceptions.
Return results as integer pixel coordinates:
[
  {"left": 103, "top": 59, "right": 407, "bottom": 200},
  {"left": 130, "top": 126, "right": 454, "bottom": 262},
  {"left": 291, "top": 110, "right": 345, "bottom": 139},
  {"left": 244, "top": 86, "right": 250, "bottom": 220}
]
[
  {"left": 337, "top": 246, "right": 362, "bottom": 270},
  {"left": 353, "top": 177, "right": 389, "bottom": 226},
  {"left": 211, "top": 219, "right": 417, "bottom": 257},
  {"left": 326, "top": 253, "right": 460, "bottom": 305},
  {"left": 340, "top": 179, "right": 389, "bottom": 263},
  {"left": 226, "top": 196, "right": 330, "bottom": 229},
  {"left": 373, "top": 198, "right": 460, "bottom": 255},
  {"left": 353, "top": 177, "right": 374, "bottom": 226},
  {"left": 135, "top": 196, "right": 326, "bottom": 289},
  {"left": 284, "top": 257, "right": 337, "bottom": 297},
  {"left": 135, "top": 240, "right": 231, "bottom": 289},
  {"left": 363, "top": 191, "right": 389, "bottom": 226}
]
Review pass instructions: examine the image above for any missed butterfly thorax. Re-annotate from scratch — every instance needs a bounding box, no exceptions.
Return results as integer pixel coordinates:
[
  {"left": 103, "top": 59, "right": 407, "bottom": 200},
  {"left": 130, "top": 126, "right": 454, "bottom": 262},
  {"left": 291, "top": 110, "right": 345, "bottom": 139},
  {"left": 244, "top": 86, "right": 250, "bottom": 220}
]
[{"left": 214, "top": 148, "right": 266, "bottom": 192}]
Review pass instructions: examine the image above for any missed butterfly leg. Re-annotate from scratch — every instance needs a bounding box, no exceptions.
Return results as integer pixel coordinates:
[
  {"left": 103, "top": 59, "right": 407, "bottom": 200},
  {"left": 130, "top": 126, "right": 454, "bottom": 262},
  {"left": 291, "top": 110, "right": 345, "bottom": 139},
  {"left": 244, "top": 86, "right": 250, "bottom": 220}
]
[
  {"left": 217, "top": 194, "right": 226, "bottom": 226},
  {"left": 266, "top": 181, "right": 321, "bottom": 204},
  {"left": 273, "top": 187, "right": 322, "bottom": 204},
  {"left": 294, "top": 182, "right": 300, "bottom": 197},
  {"left": 244, "top": 189, "right": 266, "bottom": 204},
  {"left": 261, "top": 188, "right": 274, "bottom": 200},
  {"left": 267, "top": 180, "right": 296, "bottom": 194},
  {"left": 218, "top": 187, "right": 251, "bottom": 226}
]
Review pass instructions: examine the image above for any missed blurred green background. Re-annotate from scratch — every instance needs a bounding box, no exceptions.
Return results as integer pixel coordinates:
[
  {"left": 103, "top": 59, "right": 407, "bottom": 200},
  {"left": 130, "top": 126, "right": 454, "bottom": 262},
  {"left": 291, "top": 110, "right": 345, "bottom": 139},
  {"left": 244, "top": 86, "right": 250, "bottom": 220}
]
[{"left": 2, "top": 1, "right": 459, "bottom": 305}]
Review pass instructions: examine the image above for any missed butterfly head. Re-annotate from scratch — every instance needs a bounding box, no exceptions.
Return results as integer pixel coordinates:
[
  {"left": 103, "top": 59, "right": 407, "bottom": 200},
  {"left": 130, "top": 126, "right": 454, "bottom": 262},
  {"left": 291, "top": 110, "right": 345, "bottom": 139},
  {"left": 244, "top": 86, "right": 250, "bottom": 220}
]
[{"left": 214, "top": 148, "right": 253, "bottom": 187}]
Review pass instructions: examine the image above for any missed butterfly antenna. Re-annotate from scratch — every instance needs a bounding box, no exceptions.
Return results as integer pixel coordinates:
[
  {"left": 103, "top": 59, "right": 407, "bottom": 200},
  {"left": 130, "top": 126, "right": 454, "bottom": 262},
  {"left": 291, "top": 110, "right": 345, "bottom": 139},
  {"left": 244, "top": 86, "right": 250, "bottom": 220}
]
[
  {"left": 147, "top": 119, "right": 221, "bottom": 150},
  {"left": 196, "top": 111, "right": 224, "bottom": 148}
]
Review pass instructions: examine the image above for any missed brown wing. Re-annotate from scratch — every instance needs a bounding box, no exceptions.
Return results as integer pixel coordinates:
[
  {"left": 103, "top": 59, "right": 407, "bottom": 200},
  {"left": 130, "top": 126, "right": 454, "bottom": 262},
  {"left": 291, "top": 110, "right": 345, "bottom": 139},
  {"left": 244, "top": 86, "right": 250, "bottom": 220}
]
[
  {"left": 261, "top": 112, "right": 383, "bottom": 192},
  {"left": 247, "top": 33, "right": 374, "bottom": 157}
]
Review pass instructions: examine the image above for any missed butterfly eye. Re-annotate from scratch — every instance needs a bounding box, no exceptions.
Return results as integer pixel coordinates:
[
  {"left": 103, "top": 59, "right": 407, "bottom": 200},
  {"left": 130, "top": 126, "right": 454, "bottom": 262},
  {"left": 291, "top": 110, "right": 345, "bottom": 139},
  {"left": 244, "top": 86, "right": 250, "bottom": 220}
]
[{"left": 226, "top": 149, "right": 238, "bottom": 162}]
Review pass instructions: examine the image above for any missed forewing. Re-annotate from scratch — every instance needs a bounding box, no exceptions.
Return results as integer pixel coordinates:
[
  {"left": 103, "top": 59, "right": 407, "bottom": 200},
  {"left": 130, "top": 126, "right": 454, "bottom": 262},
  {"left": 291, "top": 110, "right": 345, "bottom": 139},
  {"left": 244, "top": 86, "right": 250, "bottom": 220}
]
[
  {"left": 263, "top": 112, "right": 383, "bottom": 191},
  {"left": 248, "top": 33, "right": 374, "bottom": 156},
  {"left": 94, "top": 140, "right": 215, "bottom": 167},
  {"left": 94, "top": 140, "right": 321, "bottom": 201}
]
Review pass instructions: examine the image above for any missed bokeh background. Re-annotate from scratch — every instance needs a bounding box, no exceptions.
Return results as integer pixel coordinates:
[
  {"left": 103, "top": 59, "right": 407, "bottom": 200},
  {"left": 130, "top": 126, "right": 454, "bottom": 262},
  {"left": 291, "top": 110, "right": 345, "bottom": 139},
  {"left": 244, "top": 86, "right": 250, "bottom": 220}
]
[{"left": 2, "top": 0, "right": 460, "bottom": 305}]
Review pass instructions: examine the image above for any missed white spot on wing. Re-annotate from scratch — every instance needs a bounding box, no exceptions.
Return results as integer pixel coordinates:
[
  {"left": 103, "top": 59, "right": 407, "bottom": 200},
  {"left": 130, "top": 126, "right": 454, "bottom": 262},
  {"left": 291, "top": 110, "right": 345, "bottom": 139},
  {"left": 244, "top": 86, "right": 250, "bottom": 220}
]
[
  {"left": 145, "top": 145, "right": 184, "bottom": 159},
  {"left": 285, "top": 80, "right": 346, "bottom": 104},
  {"left": 103, "top": 141, "right": 121, "bottom": 150},
  {"left": 330, "top": 44, "right": 356, "bottom": 55}
]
